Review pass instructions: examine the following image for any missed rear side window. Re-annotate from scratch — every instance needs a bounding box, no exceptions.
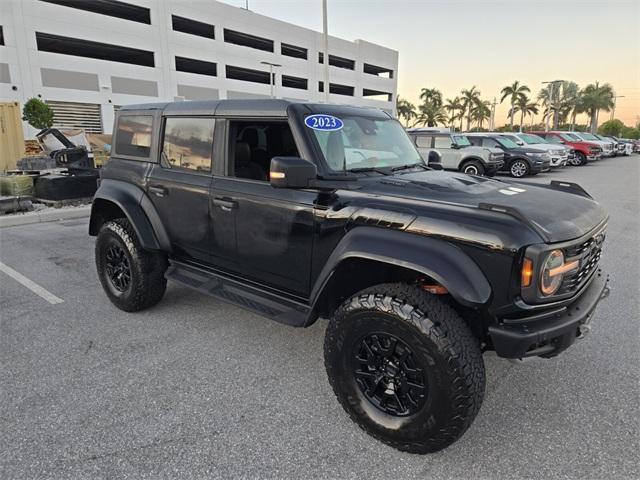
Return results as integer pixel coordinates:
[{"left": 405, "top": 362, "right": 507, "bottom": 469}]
[
  {"left": 162, "top": 117, "right": 215, "bottom": 172},
  {"left": 115, "top": 115, "right": 153, "bottom": 157},
  {"left": 415, "top": 135, "right": 432, "bottom": 148}
]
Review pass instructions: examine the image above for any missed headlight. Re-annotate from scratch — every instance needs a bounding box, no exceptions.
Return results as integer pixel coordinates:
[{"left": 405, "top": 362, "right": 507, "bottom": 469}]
[{"left": 540, "top": 250, "right": 564, "bottom": 296}]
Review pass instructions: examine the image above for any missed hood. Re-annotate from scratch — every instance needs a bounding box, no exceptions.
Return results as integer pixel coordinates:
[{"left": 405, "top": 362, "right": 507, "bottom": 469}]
[
  {"left": 357, "top": 170, "right": 607, "bottom": 243},
  {"left": 507, "top": 146, "right": 547, "bottom": 155},
  {"left": 522, "top": 143, "right": 565, "bottom": 152}
]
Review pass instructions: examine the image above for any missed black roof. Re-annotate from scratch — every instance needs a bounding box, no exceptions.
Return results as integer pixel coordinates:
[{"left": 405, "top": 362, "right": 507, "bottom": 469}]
[{"left": 118, "top": 99, "right": 391, "bottom": 119}]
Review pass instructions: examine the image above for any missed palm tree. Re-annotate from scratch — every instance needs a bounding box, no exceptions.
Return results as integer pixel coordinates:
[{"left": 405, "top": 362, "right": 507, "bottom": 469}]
[
  {"left": 500, "top": 81, "right": 530, "bottom": 129},
  {"left": 557, "top": 81, "right": 582, "bottom": 129},
  {"left": 537, "top": 86, "right": 556, "bottom": 131},
  {"left": 416, "top": 103, "right": 446, "bottom": 127},
  {"left": 444, "top": 97, "right": 463, "bottom": 130},
  {"left": 460, "top": 86, "right": 481, "bottom": 131},
  {"left": 396, "top": 97, "right": 417, "bottom": 127},
  {"left": 580, "top": 82, "right": 615, "bottom": 133},
  {"left": 514, "top": 95, "right": 539, "bottom": 131},
  {"left": 419, "top": 88, "right": 443, "bottom": 109},
  {"left": 416, "top": 87, "right": 445, "bottom": 127},
  {"left": 471, "top": 100, "right": 491, "bottom": 130}
]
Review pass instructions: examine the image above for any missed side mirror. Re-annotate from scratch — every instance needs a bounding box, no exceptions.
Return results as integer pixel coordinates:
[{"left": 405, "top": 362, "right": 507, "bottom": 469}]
[
  {"left": 270, "top": 157, "right": 317, "bottom": 189},
  {"left": 450, "top": 143, "right": 459, "bottom": 149},
  {"left": 428, "top": 150, "right": 443, "bottom": 170}
]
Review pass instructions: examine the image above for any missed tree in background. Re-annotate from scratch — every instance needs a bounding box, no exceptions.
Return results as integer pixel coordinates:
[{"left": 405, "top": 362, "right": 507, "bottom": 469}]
[
  {"left": 581, "top": 82, "right": 615, "bottom": 133},
  {"left": 514, "top": 94, "right": 539, "bottom": 131},
  {"left": 444, "top": 97, "right": 463, "bottom": 130},
  {"left": 500, "top": 81, "right": 530, "bottom": 129},
  {"left": 558, "top": 81, "right": 583, "bottom": 130},
  {"left": 417, "top": 87, "right": 446, "bottom": 127},
  {"left": 598, "top": 119, "right": 625, "bottom": 136},
  {"left": 471, "top": 100, "right": 491, "bottom": 130},
  {"left": 461, "top": 86, "right": 482, "bottom": 131},
  {"left": 22, "top": 98, "right": 54, "bottom": 130},
  {"left": 396, "top": 96, "right": 417, "bottom": 127}
]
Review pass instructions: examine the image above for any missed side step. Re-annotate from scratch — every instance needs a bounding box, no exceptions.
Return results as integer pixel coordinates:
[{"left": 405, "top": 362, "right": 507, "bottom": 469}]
[{"left": 165, "top": 261, "right": 312, "bottom": 327}]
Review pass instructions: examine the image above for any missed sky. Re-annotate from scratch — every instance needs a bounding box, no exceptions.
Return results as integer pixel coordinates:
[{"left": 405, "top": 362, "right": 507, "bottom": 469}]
[{"left": 221, "top": 0, "right": 640, "bottom": 127}]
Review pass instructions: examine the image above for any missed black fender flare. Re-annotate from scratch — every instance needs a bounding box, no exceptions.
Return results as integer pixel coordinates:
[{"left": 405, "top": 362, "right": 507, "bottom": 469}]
[
  {"left": 310, "top": 227, "right": 492, "bottom": 309},
  {"left": 89, "top": 179, "right": 171, "bottom": 252}
]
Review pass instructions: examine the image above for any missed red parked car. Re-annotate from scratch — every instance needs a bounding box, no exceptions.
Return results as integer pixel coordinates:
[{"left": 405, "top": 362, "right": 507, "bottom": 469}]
[{"left": 530, "top": 131, "right": 602, "bottom": 166}]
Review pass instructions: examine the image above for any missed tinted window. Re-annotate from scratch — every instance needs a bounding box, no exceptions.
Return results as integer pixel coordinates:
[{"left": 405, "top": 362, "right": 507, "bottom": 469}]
[
  {"left": 230, "top": 121, "right": 299, "bottom": 181},
  {"left": 162, "top": 117, "right": 214, "bottom": 171},
  {"left": 482, "top": 138, "right": 500, "bottom": 148},
  {"left": 434, "top": 136, "right": 452, "bottom": 149},
  {"left": 415, "top": 135, "right": 432, "bottom": 148},
  {"left": 115, "top": 115, "right": 153, "bottom": 157}
]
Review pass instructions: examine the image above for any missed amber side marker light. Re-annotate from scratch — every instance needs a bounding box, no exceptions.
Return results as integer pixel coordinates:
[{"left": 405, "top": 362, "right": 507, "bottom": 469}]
[{"left": 521, "top": 258, "right": 534, "bottom": 287}]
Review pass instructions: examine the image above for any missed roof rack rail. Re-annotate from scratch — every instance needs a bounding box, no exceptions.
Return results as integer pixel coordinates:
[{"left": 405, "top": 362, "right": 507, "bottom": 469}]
[{"left": 477, "top": 203, "right": 549, "bottom": 241}]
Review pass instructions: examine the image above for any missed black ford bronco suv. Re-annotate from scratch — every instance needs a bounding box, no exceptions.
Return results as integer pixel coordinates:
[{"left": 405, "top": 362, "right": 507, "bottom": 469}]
[{"left": 90, "top": 100, "right": 610, "bottom": 453}]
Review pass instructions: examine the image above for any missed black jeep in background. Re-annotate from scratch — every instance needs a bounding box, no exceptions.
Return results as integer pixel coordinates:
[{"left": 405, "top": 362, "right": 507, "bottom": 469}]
[{"left": 89, "top": 100, "right": 610, "bottom": 453}]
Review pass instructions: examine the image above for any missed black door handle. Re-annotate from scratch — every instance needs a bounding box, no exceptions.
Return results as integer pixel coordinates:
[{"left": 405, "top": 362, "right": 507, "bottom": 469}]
[
  {"left": 149, "top": 185, "right": 168, "bottom": 197},
  {"left": 212, "top": 197, "right": 236, "bottom": 211}
]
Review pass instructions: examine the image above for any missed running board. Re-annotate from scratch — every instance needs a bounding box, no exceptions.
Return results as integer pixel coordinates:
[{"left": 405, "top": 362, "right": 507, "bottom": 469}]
[{"left": 165, "top": 261, "right": 312, "bottom": 327}]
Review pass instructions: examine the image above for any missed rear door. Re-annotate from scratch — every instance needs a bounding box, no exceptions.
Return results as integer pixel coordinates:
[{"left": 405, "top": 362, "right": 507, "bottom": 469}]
[{"left": 146, "top": 116, "right": 215, "bottom": 262}]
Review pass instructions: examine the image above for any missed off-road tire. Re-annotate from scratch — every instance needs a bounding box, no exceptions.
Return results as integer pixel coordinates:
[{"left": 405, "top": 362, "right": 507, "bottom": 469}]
[
  {"left": 509, "top": 158, "right": 530, "bottom": 178},
  {"left": 573, "top": 152, "right": 587, "bottom": 166},
  {"left": 460, "top": 160, "right": 485, "bottom": 176},
  {"left": 95, "top": 218, "right": 168, "bottom": 312},
  {"left": 324, "top": 283, "right": 485, "bottom": 454}
]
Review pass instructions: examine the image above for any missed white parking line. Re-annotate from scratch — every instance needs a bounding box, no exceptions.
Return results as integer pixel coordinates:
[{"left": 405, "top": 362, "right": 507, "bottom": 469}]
[{"left": 0, "top": 261, "right": 64, "bottom": 305}]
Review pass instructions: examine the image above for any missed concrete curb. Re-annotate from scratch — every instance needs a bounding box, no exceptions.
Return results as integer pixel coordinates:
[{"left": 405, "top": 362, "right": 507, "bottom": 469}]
[{"left": 0, "top": 205, "right": 91, "bottom": 228}]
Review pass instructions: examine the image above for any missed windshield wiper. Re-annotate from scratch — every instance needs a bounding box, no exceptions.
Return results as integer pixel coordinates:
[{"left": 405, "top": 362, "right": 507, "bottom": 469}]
[
  {"left": 391, "top": 162, "right": 428, "bottom": 172},
  {"left": 348, "top": 167, "right": 392, "bottom": 175}
]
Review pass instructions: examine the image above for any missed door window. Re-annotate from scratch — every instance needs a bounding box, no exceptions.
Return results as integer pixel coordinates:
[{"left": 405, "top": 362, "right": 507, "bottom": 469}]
[
  {"left": 162, "top": 117, "right": 214, "bottom": 172},
  {"left": 481, "top": 138, "right": 500, "bottom": 148},
  {"left": 228, "top": 120, "right": 299, "bottom": 181}
]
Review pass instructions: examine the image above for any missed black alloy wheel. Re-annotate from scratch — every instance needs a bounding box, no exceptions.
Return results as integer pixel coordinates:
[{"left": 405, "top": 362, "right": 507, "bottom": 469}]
[{"left": 352, "top": 332, "right": 427, "bottom": 417}]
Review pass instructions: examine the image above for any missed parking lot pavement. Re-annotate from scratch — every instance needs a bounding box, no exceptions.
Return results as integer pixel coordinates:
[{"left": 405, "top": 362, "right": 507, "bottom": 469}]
[{"left": 1, "top": 156, "right": 638, "bottom": 479}]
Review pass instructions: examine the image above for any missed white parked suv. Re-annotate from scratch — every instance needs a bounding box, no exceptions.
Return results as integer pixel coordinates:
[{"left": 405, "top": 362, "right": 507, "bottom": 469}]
[
  {"left": 496, "top": 132, "right": 570, "bottom": 168},
  {"left": 571, "top": 132, "right": 615, "bottom": 157}
]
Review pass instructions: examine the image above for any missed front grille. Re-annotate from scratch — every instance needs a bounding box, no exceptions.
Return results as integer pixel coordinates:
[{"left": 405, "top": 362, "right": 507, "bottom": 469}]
[{"left": 558, "top": 229, "right": 606, "bottom": 294}]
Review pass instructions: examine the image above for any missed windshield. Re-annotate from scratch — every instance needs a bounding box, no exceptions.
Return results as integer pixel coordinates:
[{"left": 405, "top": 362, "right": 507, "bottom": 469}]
[
  {"left": 452, "top": 135, "right": 471, "bottom": 147},
  {"left": 579, "top": 133, "right": 599, "bottom": 141},
  {"left": 520, "top": 133, "right": 545, "bottom": 144},
  {"left": 496, "top": 137, "right": 520, "bottom": 149},
  {"left": 560, "top": 133, "right": 578, "bottom": 141},
  {"left": 310, "top": 116, "right": 424, "bottom": 172}
]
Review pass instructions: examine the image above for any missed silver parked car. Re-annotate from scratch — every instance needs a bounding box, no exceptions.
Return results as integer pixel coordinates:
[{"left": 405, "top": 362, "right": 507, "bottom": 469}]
[{"left": 496, "top": 132, "right": 570, "bottom": 167}]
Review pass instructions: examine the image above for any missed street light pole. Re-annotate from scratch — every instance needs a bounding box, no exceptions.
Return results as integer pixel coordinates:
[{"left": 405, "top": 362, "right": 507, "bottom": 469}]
[
  {"left": 322, "top": 0, "right": 330, "bottom": 103},
  {"left": 611, "top": 95, "right": 625, "bottom": 121},
  {"left": 260, "top": 61, "right": 281, "bottom": 98}
]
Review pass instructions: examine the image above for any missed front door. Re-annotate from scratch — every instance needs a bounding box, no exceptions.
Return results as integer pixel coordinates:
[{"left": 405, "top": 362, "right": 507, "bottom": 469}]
[
  {"left": 433, "top": 136, "right": 458, "bottom": 169},
  {"left": 145, "top": 116, "right": 215, "bottom": 262},
  {"left": 209, "top": 119, "right": 316, "bottom": 297}
]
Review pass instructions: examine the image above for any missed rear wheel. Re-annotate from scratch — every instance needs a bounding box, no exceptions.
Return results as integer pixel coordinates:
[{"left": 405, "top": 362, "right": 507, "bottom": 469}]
[
  {"left": 509, "top": 159, "right": 530, "bottom": 178},
  {"left": 324, "top": 283, "right": 485, "bottom": 453},
  {"left": 573, "top": 152, "right": 587, "bottom": 166},
  {"left": 95, "top": 218, "right": 168, "bottom": 312},
  {"left": 461, "top": 160, "right": 485, "bottom": 176}
]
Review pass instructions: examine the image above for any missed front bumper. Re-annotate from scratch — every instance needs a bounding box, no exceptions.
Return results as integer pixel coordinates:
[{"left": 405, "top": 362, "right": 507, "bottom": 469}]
[
  {"left": 489, "top": 269, "right": 610, "bottom": 359},
  {"left": 486, "top": 161, "right": 504, "bottom": 174},
  {"left": 549, "top": 155, "right": 568, "bottom": 167},
  {"left": 587, "top": 153, "right": 601, "bottom": 161}
]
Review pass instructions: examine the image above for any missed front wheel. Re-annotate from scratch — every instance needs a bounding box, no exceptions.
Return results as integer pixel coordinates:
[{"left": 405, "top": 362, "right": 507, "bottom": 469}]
[
  {"left": 324, "top": 283, "right": 485, "bottom": 453},
  {"left": 95, "top": 218, "right": 168, "bottom": 312},
  {"left": 572, "top": 152, "right": 587, "bottom": 166},
  {"left": 461, "top": 160, "right": 485, "bottom": 176},
  {"left": 509, "top": 159, "right": 530, "bottom": 178}
]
